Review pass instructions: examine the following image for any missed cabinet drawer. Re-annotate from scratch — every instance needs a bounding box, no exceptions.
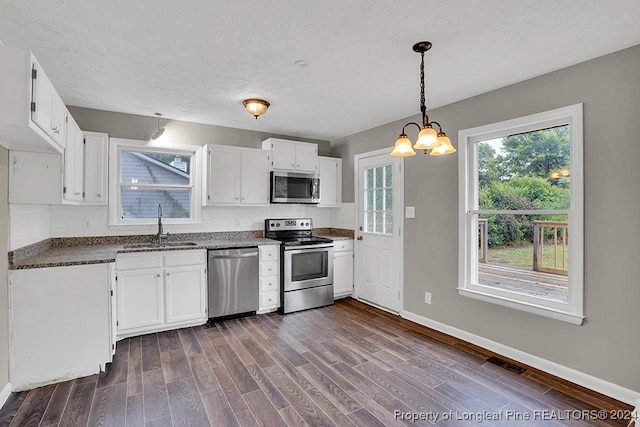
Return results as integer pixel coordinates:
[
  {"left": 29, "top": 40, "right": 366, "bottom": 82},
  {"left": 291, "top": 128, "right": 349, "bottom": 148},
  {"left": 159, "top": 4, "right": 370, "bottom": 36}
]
[
  {"left": 260, "top": 276, "right": 278, "bottom": 292},
  {"left": 333, "top": 239, "right": 354, "bottom": 252},
  {"left": 260, "top": 261, "right": 279, "bottom": 277},
  {"left": 259, "top": 245, "right": 279, "bottom": 262},
  {"left": 116, "top": 253, "right": 162, "bottom": 270},
  {"left": 260, "top": 290, "right": 279, "bottom": 308}
]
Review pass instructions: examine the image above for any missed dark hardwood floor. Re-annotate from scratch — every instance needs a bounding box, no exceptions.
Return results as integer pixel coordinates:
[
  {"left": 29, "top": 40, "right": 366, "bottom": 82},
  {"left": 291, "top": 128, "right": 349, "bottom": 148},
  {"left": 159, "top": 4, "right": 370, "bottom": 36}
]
[{"left": 0, "top": 298, "right": 634, "bottom": 426}]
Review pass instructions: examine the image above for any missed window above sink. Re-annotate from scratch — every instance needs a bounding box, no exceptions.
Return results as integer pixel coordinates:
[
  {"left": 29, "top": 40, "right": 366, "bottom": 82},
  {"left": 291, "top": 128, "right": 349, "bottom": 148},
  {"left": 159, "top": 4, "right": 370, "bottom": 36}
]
[{"left": 109, "top": 138, "right": 202, "bottom": 227}]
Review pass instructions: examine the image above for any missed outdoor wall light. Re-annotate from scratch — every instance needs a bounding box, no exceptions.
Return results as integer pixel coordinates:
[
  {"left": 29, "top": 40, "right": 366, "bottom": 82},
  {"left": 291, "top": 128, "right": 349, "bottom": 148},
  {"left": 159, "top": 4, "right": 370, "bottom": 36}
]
[
  {"left": 391, "top": 41, "right": 456, "bottom": 157},
  {"left": 243, "top": 99, "right": 270, "bottom": 119}
]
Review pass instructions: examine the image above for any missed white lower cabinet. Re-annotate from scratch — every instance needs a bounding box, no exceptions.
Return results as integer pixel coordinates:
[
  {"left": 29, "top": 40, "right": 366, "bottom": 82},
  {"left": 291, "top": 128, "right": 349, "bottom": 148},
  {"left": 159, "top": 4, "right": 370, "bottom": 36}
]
[
  {"left": 115, "top": 250, "right": 206, "bottom": 339},
  {"left": 333, "top": 240, "right": 354, "bottom": 298},
  {"left": 9, "top": 263, "right": 114, "bottom": 390},
  {"left": 258, "top": 245, "right": 280, "bottom": 313}
]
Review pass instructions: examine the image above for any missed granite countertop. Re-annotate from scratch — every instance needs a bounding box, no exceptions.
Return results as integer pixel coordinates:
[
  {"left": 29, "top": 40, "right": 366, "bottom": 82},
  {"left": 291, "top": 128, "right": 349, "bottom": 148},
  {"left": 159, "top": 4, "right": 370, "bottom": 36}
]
[
  {"left": 9, "top": 232, "right": 280, "bottom": 270},
  {"left": 313, "top": 228, "right": 354, "bottom": 241}
]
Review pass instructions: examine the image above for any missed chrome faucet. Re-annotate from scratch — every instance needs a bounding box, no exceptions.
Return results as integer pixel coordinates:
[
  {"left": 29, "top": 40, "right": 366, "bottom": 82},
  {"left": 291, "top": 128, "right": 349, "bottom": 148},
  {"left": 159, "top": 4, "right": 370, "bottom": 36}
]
[{"left": 156, "top": 203, "right": 169, "bottom": 244}]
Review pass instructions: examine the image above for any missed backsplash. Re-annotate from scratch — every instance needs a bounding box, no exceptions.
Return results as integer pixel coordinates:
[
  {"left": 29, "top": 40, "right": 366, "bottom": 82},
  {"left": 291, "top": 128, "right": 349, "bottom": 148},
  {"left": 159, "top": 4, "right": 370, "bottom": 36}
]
[
  {"left": 9, "top": 204, "right": 50, "bottom": 250},
  {"left": 9, "top": 202, "right": 357, "bottom": 251}
]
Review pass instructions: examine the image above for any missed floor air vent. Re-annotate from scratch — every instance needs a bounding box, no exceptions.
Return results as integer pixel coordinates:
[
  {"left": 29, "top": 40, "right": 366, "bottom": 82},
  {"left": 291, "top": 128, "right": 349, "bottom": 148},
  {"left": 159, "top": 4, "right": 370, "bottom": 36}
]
[{"left": 486, "top": 357, "right": 526, "bottom": 374}]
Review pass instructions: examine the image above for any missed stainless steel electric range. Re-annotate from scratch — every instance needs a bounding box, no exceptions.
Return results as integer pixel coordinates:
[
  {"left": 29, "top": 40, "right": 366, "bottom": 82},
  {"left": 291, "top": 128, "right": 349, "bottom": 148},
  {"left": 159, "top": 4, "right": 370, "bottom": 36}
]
[{"left": 265, "top": 218, "right": 334, "bottom": 314}]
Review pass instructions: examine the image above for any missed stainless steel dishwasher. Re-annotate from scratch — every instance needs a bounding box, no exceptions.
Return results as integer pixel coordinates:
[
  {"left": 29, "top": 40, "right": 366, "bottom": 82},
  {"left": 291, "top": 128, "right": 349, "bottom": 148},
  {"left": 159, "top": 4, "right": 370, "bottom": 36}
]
[{"left": 208, "top": 247, "right": 259, "bottom": 321}]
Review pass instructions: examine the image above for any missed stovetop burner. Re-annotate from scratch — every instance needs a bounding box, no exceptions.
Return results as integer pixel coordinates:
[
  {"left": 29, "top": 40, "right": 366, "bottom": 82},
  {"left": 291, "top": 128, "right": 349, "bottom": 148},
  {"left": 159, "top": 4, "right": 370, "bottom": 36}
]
[{"left": 264, "top": 218, "right": 332, "bottom": 246}]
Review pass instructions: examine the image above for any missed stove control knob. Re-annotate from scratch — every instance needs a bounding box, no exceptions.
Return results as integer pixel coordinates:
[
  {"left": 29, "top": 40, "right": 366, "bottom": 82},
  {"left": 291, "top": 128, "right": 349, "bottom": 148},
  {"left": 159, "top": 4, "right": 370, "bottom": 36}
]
[
  {"left": 270, "top": 223, "right": 275, "bottom": 227},
  {"left": 276, "top": 223, "right": 280, "bottom": 227}
]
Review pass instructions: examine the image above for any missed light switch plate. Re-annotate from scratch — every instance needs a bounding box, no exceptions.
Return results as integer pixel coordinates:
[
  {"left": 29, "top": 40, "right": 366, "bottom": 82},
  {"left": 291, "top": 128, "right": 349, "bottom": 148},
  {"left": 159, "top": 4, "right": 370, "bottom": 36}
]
[{"left": 405, "top": 206, "right": 415, "bottom": 218}]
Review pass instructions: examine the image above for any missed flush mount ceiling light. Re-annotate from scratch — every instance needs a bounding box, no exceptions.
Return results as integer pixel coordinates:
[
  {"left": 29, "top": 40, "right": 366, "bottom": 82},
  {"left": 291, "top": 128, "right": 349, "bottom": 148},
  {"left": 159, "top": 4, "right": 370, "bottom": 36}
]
[
  {"left": 243, "top": 99, "right": 270, "bottom": 119},
  {"left": 151, "top": 113, "right": 165, "bottom": 140},
  {"left": 391, "top": 41, "right": 457, "bottom": 157}
]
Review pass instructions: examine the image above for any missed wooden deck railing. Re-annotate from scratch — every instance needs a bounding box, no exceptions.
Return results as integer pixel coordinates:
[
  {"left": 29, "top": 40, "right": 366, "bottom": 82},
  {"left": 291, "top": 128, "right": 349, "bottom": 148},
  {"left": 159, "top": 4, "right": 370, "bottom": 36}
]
[
  {"left": 478, "top": 219, "right": 488, "bottom": 263},
  {"left": 533, "top": 220, "right": 568, "bottom": 275}
]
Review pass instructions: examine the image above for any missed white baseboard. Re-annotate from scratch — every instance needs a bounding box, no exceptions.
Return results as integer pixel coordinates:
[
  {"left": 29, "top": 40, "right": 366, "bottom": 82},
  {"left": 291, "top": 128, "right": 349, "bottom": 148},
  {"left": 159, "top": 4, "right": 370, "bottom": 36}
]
[
  {"left": 0, "top": 382, "right": 12, "bottom": 410},
  {"left": 401, "top": 309, "right": 640, "bottom": 406}
]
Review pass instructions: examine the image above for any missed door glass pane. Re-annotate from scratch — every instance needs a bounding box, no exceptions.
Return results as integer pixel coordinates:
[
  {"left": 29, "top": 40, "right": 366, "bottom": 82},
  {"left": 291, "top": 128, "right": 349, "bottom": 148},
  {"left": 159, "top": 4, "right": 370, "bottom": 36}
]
[{"left": 363, "top": 164, "right": 393, "bottom": 235}]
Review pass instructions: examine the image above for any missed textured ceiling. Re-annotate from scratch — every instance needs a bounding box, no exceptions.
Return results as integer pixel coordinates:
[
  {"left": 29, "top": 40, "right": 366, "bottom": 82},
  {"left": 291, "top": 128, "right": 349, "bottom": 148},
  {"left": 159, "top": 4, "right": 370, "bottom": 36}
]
[{"left": 1, "top": 1, "right": 639, "bottom": 141}]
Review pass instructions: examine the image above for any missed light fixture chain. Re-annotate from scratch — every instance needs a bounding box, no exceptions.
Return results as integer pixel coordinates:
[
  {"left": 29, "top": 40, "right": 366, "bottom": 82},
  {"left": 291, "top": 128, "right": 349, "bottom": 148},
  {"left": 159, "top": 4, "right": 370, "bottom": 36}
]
[{"left": 420, "top": 51, "right": 427, "bottom": 126}]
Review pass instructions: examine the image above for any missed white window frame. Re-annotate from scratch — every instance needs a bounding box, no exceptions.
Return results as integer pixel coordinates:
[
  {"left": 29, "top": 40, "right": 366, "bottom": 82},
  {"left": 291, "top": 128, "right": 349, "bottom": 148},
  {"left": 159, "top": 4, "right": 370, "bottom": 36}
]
[
  {"left": 109, "top": 138, "right": 202, "bottom": 226},
  {"left": 458, "top": 104, "right": 584, "bottom": 325}
]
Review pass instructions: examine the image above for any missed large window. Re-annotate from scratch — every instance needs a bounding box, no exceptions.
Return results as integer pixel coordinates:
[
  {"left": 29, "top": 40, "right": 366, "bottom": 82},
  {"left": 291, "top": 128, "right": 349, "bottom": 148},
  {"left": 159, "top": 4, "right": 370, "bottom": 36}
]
[
  {"left": 109, "top": 138, "right": 201, "bottom": 225},
  {"left": 458, "top": 104, "right": 583, "bottom": 324}
]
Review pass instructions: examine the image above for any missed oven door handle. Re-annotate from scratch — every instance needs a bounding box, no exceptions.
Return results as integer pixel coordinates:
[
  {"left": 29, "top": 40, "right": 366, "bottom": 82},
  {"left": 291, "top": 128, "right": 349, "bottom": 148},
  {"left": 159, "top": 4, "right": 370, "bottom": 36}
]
[{"left": 284, "top": 243, "right": 333, "bottom": 252}]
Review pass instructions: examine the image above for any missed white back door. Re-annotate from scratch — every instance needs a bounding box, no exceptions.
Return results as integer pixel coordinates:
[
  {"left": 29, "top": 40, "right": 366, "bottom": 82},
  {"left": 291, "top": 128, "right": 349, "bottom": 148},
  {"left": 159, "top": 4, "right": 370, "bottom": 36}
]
[{"left": 354, "top": 149, "right": 403, "bottom": 312}]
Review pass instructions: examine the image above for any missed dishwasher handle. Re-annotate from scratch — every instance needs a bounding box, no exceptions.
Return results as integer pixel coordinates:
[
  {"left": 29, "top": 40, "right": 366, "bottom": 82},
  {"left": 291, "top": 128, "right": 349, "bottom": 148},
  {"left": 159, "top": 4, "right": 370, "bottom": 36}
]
[{"left": 210, "top": 252, "right": 257, "bottom": 259}]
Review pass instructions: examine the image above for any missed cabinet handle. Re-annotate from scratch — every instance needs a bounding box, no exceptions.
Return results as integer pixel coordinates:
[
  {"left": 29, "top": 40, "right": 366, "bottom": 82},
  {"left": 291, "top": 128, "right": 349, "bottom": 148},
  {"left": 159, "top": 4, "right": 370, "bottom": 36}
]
[
  {"left": 52, "top": 127, "right": 60, "bottom": 134},
  {"left": 156, "top": 274, "right": 161, "bottom": 278},
  {"left": 97, "top": 193, "right": 101, "bottom": 197},
  {"left": 74, "top": 192, "right": 80, "bottom": 196},
  {"left": 166, "top": 272, "right": 170, "bottom": 276}
]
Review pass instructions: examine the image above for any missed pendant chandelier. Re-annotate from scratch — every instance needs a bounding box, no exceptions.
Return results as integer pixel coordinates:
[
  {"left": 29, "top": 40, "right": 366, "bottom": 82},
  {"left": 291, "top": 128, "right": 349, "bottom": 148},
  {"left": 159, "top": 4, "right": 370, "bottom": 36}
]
[{"left": 390, "top": 41, "right": 456, "bottom": 157}]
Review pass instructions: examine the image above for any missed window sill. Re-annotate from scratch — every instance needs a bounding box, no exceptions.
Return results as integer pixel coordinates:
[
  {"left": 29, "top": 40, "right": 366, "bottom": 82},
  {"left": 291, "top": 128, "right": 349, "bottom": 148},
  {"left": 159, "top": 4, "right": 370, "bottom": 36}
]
[{"left": 458, "top": 287, "right": 584, "bottom": 325}]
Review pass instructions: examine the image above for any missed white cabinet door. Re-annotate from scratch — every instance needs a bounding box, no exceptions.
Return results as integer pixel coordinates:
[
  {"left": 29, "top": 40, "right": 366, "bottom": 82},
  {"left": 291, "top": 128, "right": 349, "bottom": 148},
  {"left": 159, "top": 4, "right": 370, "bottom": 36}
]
[
  {"left": 116, "top": 250, "right": 206, "bottom": 339},
  {"left": 50, "top": 93, "right": 67, "bottom": 148},
  {"left": 116, "top": 269, "right": 164, "bottom": 332},
  {"left": 63, "top": 116, "right": 84, "bottom": 202},
  {"left": 240, "top": 149, "right": 270, "bottom": 204},
  {"left": 206, "top": 146, "right": 240, "bottom": 204},
  {"left": 205, "top": 145, "right": 269, "bottom": 206},
  {"left": 318, "top": 156, "right": 342, "bottom": 207},
  {"left": 83, "top": 131, "right": 108, "bottom": 204},
  {"left": 333, "top": 240, "right": 354, "bottom": 298},
  {"left": 30, "top": 61, "right": 55, "bottom": 138},
  {"left": 295, "top": 142, "right": 319, "bottom": 173},
  {"left": 263, "top": 138, "right": 319, "bottom": 173},
  {"left": 269, "top": 139, "right": 297, "bottom": 170},
  {"left": 0, "top": 49, "right": 66, "bottom": 153},
  {"left": 8, "top": 150, "right": 62, "bottom": 204},
  {"left": 165, "top": 265, "right": 206, "bottom": 324},
  {"left": 9, "top": 264, "right": 112, "bottom": 390}
]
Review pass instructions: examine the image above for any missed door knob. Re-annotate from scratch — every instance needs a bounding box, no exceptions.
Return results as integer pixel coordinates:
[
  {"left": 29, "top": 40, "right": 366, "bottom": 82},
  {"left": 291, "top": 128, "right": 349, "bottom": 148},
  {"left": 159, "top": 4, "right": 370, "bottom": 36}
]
[{"left": 357, "top": 236, "right": 363, "bottom": 241}]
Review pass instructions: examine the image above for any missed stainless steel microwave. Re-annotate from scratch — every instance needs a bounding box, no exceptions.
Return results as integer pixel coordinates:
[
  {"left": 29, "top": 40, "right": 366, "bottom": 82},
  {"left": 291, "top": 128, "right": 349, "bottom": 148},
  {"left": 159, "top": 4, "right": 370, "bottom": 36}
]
[{"left": 271, "top": 171, "right": 320, "bottom": 204}]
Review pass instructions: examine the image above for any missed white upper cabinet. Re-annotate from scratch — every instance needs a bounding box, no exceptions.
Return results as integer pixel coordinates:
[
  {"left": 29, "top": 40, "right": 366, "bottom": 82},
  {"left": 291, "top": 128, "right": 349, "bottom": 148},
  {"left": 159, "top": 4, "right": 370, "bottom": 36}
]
[
  {"left": 204, "top": 144, "right": 270, "bottom": 206},
  {"left": 63, "top": 130, "right": 108, "bottom": 205},
  {"left": 83, "top": 132, "right": 109, "bottom": 204},
  {"left": 0, "top": 47, "right": 66, "bottom": 153},
  {"left": 262, "top": 138, "right": 319, "bottom": 173},
  {"left": 63, "top": 116, "right": 84, "bottom": 202},
  {"left": 318, "top": 156, "right": 342, "bottom": 207}
]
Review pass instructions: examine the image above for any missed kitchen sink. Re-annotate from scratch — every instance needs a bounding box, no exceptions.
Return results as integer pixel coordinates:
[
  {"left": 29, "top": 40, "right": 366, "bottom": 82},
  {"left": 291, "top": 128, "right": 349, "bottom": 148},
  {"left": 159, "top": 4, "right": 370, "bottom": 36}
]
[{"left": 123, "top": 241, "right": 200, "bottom": 250}]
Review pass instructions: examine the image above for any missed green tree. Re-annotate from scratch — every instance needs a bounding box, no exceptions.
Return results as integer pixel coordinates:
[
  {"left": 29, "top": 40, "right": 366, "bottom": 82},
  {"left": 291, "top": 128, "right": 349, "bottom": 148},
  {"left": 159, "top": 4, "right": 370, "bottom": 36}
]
[
  {"left": 502, "top": 126, "right": 569, "bottom": 179},
  {"left": 477, "top": 142, "right": 504, "bottom": 188}
]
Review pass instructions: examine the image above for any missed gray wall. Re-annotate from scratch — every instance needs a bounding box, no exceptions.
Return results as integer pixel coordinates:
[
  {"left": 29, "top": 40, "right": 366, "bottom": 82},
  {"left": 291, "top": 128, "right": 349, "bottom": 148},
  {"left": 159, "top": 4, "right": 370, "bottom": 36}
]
[
  {"left": 331, "top": 45, "right": 640, "bottom": 392},
  {"left": 68, "top": 107, "right": 331, "bottom": 155},
  {"left": 0, "top": 147, "right": 8, "bottom": 389}
]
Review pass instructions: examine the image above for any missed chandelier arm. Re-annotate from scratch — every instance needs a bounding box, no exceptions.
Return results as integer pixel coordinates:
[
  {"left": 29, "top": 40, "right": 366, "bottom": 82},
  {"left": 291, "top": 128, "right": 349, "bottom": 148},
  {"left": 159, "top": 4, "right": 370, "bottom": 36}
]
[
  {"left": 429, "top": 121, "right": 444, "bottom": 133},
  {"left": 402, "top": 122, "right": 422, "bottom": 134}
]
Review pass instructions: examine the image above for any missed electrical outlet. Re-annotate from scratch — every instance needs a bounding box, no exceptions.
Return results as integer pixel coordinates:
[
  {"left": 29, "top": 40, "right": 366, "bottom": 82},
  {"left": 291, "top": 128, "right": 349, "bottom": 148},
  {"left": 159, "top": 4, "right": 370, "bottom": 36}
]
[
  {"left": 424, "top": 292, "right": 432, "bottom": 304},
  {"left": 83, "top": 219, "right": 93, "bottom": 231},
  {"left": 234, "top": 217, "right": 240, "bottom": 228}
]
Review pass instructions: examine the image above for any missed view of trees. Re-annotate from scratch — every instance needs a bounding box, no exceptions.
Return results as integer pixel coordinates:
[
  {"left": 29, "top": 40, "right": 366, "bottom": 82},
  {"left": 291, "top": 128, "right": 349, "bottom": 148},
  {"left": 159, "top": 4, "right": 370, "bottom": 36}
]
[{"left": 478, "top": 125, "right": 570, "bottom": 246}]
